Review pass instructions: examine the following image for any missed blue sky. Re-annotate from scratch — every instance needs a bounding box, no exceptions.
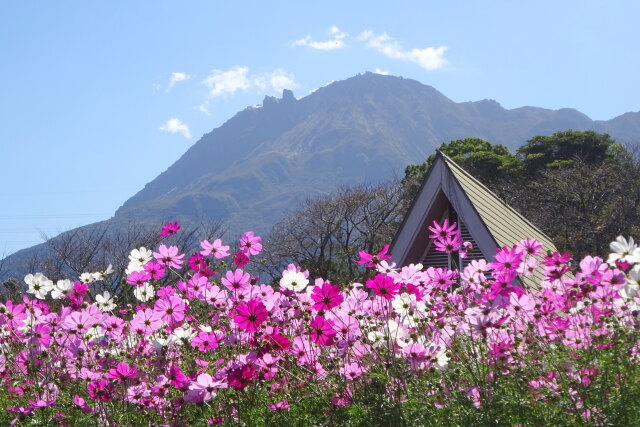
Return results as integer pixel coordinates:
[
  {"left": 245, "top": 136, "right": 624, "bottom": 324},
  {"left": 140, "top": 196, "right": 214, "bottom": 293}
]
[{"left": 1, "top": 1, "right": 638, "bottom": 256}]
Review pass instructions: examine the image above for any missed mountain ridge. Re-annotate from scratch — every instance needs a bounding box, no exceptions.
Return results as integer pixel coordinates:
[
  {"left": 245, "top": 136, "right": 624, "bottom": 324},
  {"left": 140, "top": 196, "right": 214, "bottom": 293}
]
[{"left": 2, "top": 72, "right": 639, "bottom": 280}]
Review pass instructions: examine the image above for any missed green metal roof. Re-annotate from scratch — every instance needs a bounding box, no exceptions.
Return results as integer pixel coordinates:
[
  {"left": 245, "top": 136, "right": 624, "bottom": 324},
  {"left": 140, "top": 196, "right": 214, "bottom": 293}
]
[{"left": 440, "top": 152, "right": 558, "bottom": 288}]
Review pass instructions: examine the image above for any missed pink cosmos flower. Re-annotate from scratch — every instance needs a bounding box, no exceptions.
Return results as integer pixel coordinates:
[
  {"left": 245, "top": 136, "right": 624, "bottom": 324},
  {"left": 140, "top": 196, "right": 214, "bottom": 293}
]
[
  {"left": 153, "top": 245, "right": 185, "bottom": 269},
  {"left": 29, "top": 324, "right": 51, "bottom": 351},
  {"left": 126, "top": 270, "right": 151, "bottom": 286},
  {"left": 156, "top": 285, "right": 176, "bottom": 298},
  {"left": 355, "top": 244, "right": 392, "bottom": 267},
  {"left": 159, "top": 221, "right": 180, "bottom": 237},
  {"left": 428, "top": 219, "right": 458, "bottom": 241},
  {"left": 366, "top": 274, "right": 401, "bottom": 300},
  {"left": 1, "top": 301, "right": 28, "bottom": 330},
  {"left": 191, "top": 331, "right": 219, "bottom": 352},
  {"left": 200, "top": 238, "right": 230, "bottom": 259},
  {"left": 129, "top": 308, "right": 163, "bottom": 337},
  {"left": 434, "top": 232, "right": 464, "bottom": 253},
  {"left": 143, "top": 261, "right": 166, "bottom": 279},
  {"left": 426, "top": 267, "right": 458, "bottom": 289},
  {"left": 488, "top": 246, "right": 524, "bottom": 274},
  {"left": 221, "top": 269, "right": 251, "bottom": 292},
  {"left": 340, "top": 362, "right": 364, "bottom": 380},
  {"left": 309, "top": 315, "right": 337, "bottom": 346},
  {"left": 73, "top": 395, "right": 93, "bottom": 414},
  {"left": 516, "top": 238, "right": 543, "bottom": 256},
  {"left": 268, "top": 400, "right": 290, "bottom": 411},
  {"left": 234, "top": 299, "right": 268, "bottom": 333},
  {"left": 459, "top": 241, "right": 473, "bottom": 259},
  {"left": 61, "top": 310, "right": 93, "bottom": 334},
  {"left": 240, "top": 231, "right": 262, "bottom": 256},
  {"left": 154, "top": 295, "right": 186, "bottom": 324},
  {"left": 168, "top": 364, "right": 189, "bottom": 389},
  {"left": 310, "top": 282, "right": 344, "bottom": 311},
  {"left": 106, "top": 362, "right": 139, "bottom": 383}
]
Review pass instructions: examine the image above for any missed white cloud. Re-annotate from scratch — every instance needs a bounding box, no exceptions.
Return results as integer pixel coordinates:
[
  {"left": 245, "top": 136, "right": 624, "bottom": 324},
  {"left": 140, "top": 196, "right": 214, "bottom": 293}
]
[
  {"left": 160, "top": 118, "right": 192, "bottom": 139},
  {"left": 358, "top": 30, "right": 448, "bottom": 71},
  {"left": 202, "top": 66, "right": 298, "bottom": 100},
  {"left": 265, "top": 69, "right": 298, "bottom": 93},
  {"left": 203, "top": 66, "right": 252, "bottom": 98},
  {"left": 294, "top": 26, "right": 348, "bottom": 51},
  {"left": 166, "top": 72, "right": 191, "bottom": 92},
  {"left": 197, "top": 103, "right": 211, "bottom": 115},
  {"left": 373, "top": 68, "right": 389, "bottom": 75}
]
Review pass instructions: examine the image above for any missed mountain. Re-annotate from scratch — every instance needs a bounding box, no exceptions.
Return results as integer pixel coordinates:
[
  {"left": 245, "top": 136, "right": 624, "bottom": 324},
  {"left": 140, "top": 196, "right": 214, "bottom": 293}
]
[{"left": 2, "top": 72, "right": 639, "bottom": 279}]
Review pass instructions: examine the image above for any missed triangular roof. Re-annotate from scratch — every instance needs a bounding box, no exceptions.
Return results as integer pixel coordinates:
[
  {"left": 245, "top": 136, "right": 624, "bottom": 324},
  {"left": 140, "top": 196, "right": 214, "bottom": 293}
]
[{"left": 391, "top": 152, "right": 557, "bottom": 288}]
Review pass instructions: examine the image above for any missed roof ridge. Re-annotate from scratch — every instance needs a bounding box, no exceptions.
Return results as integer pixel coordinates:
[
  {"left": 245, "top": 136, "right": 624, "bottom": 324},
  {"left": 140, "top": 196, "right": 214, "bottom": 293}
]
[{"left": 436, "top": 151, "right": 555, "bottom": 244}]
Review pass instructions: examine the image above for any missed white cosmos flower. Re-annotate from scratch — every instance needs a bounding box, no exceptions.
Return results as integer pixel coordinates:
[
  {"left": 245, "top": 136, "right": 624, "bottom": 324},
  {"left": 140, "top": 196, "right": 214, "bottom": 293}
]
[
  {"left": 126, "top": 247, "right": 153, "bottom": 274},
  {"left": 619, "top": 266, "right": 640, "bottom": 299},
  {"left": 130, "top": 247, "right": 153, "bottom": 266},
  {"left": 79, "top": 272, "right": 95, "bottom": 284},
  {"left": 280, "top": 270, "right": 309, "bottom": 292},
  {"left": 392, "top": 293, "right": 416, "bottom": 317},
  {"left": 95, "top": 291, "right": 116, "bottom": 311},
  {"left": 171, "top": 326, "right": 197, "bottom": 344},
  {"left": 433, "top": 347, "right": 449, "bottom": 370},
  {"left": 368, "top": 319, "right": 408, "bottom": 349},
  {"left": 25, "top": 273, "right": 53, "bottom": 300},
  {"left": 134, "top": 283, "right": 155, "bottom": 302},
  {"left": 91, "top": 264, "right": 114, "bottom": 282},
  {"left": 608, "top": 236, "right": 640, "bottom": 265},
  {"left": 51, "top": 279, "right": 73, "bottom": 299},
  {"left": 126, "top": 261, "right": 143, "bottom": 275},
  {"left": 376, "top": 260, "right": 398, "bottom": 274}
]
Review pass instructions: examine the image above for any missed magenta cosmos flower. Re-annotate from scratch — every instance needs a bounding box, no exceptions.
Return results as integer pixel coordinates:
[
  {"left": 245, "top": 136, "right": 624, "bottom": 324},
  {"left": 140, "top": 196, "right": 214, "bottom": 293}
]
[
  {"left": 159, "top": 221, "right": 180, "bottom": 237},
  {"left": 153, "top": 245, "right": 185, "bottom": 269},
  {"left": 355, "top": 244, "right": 392, "bottom": 267},
  {"left": 366, "top": 274, "right": 401, "bottom": 300},
  {"left": 427, "top": 218, "right": 458, "bottom": 241},
  {"left": 309, "top": 315, "right": 337, "bottom": 346},
  {"left": 310, "top": 316, "right": 337, "bottom": 345},
  {"left": 105, "top": 362, "right": 139, "bottom": 383},
  {"left": 233, "top": 299, "right": 268, "bottom": 332},
  {"left": 310, "top": 282, "right": 344, "bottom": 311}
]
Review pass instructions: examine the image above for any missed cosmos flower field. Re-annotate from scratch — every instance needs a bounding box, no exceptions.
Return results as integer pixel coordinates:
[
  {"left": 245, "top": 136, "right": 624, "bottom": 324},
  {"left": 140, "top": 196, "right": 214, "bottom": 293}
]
[{"left": 2, "top": 221, "right": 640, "bottom": 426}]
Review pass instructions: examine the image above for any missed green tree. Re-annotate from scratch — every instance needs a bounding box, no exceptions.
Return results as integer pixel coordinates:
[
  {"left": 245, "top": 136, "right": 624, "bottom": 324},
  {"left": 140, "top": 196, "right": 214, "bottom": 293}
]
[
  {"left": 402, "top": 137, "right": 522, "bottom": 203},
  {"left": 517, "top": 130, "right": 621, "bottom": 175}
]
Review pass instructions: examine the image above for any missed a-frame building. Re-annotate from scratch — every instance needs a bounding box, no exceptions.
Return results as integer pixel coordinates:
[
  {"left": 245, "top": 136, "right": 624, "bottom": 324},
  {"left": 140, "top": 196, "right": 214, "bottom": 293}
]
[{"left": 390, "top": 152, "right": 557, "bottom": 288}]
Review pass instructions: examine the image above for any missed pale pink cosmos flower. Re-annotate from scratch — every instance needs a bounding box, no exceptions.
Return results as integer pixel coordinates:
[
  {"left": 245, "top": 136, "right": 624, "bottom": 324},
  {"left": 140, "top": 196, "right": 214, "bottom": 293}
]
[
  {"left": 185, "top": 373, "right": 227, "bottom": 403},
  {"left": 200, "top": 238, "right": 230, "bottom": 259},
  {"left": 130, "top": 308, "right": 163, "bottom": 337},
  {"left": 153, "top": 245, "right": 185, "bottom": 269}
]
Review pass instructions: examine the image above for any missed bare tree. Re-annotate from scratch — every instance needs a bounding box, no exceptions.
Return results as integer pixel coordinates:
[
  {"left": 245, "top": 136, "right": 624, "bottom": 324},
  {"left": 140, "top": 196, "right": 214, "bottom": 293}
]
[
  {"left": 261, "top": 180, "right": 404, "bottom": 284},
  {"left": 39, "top": 219, "right": 225, "bottom": 297},
  {"left": 509, "top": 153, "right": 640, "bottom": 260}
]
